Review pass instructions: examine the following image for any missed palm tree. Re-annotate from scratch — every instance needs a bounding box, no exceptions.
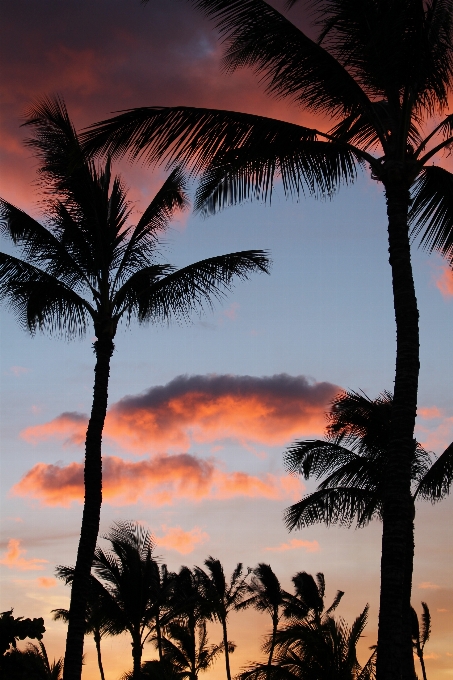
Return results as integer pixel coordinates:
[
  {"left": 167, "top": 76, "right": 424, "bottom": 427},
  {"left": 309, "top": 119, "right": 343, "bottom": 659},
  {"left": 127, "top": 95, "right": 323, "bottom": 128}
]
[
  {"left": 411, "top": 603, "right": 431, "bottom": 680},
  {"left": 195, "top": 558, "right": 250, "bottom": 680},
  {"left": 283, "top": 390, "right": 452, "bottom": 679},
  {"left": 1, "top": 641, "right": 63, "bottom": 680},
  {"left": 81, "top": 3, "right": 453, "bottom": 675},
  {"left": 240, "top": 605, "right": 375, "bottom": 680},
  {"left": 283, "top": 571, "right": 344, "bottom": 625},
  {"left": 242, "top": 564, "right": 287, "bottom": 679},
  {"left": 52, "top": 584, "right": 110, "bottom": 680},
  {"left": 161, "top": 566, "right": 231, "bottom": 680},
  {"left": 0, "top": 97, "right": 270, "bottom": 680}
]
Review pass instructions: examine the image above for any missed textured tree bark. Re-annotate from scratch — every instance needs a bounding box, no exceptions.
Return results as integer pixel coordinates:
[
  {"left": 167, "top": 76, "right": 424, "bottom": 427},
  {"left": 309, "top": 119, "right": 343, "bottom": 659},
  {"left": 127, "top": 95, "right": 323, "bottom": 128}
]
[
  {"left": 376, "top": 179, "right": 419, "bottom": 680},
  {"left": 401, "top": 514, "right": 416, "bottom": 680},
  {"left": 132, "top": 634, "right": 143, "bottom": 680},
  {"left": 62, "top": 336, "right": 114, "bottom": 680}
]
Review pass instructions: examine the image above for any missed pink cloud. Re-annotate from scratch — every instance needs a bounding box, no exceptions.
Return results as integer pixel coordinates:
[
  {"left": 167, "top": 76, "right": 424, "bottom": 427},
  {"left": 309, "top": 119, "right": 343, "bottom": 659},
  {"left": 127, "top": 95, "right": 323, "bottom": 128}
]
[
  {"left": 416, "top": 415, "right": 453, "bottom": 453},
  {"left": 37, "top": 577, "right": 57, "bottom": 589},
  {"left": 265, "top": 538, "right": 320, "bottom": 553},
  {"left": 0, "top": 539, "right": 48, "bottom": 571},
  {"left": 418, "top": 406, "right": 443, "bottom": 420},
  {"left": 434, "top": 264, "right": 453, "bottom": 298},
  {"left": 418, "top": 581, "right": 441, "bottom": 590},
  {"left": 21, "top": 374, "right": 339, "bottom": 454},
  {"left": 12, "top": 453, "right": 304, "bottom": 508},
  {"left": 155, "top": 526, "right": 209, "bottom": 555},
  {"left": 10, "top": 366, "right": 30, "bottom": 377}
]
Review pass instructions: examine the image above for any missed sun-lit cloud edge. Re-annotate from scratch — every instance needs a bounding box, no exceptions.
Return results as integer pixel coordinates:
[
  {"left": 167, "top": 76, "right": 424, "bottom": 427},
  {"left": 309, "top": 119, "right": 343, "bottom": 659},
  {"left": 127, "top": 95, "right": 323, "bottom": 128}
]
[
  {"left": 11, "top": 453, "right": 304, "bottom": 508},
  {"left": 0, "top": 538, "right": 48, "bottom": 571},
  {"left": 154, "top": 525, "right": 209, "bottom": 555}
]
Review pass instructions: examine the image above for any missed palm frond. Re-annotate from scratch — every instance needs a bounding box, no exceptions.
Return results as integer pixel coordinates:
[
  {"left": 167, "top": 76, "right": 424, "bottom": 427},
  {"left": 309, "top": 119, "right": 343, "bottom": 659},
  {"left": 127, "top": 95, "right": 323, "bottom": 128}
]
[
  {"left": 415, "top": 442, "right": 453, "bottom": 501},
  {"left": 410, "top": 166, "right": 453, "bottom": 262},
  {"left": 0, "top": 252, "right": 93, "bottom": 337},
  {"left": 115, "top": 250, "right": 269, "bottom": 324},
  {"left": 191, "top": 0, "right": 371, "bottom": 118},
  {"left": 283, "top": 440, "right": 359, "bottom": 479},
  {"left": 284, "top": 487, "right": 380, "bottom": 531}
]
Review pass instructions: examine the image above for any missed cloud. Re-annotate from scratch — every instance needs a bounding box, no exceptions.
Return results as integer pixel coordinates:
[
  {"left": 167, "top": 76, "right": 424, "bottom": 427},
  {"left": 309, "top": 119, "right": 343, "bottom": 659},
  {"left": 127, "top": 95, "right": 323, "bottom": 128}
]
[
  {"left": 434, "top": 264, "right": 453, "bottom": 298},
  {"left": 416, "top": 415, "right": 453, "bottom": 454},
  {"left": 418, "top": 581, "right": 441, "bottom": 590},
  {"left": 0, "top": 539, "right": 48, "bottom": 571},
  {"left": 12, "top": 453, "right": 303, "bottom": 507},
  {"left": 265, "top": 538, "right": 320, "bottom": 553},
  {"left": 155, "top": 526, "right": 209, "bottom": 555},
  {"left": 10, "top": 366, "right": 30, "bottom": 377},
  {"left": 418, "top": 406, "right": 443, "bottom": 420},
  {"left": 21, "top": 374, "right": 339, "bottom": 453},
  {"left": 37, "top": 577, "right": 57, "bottom": 589}
]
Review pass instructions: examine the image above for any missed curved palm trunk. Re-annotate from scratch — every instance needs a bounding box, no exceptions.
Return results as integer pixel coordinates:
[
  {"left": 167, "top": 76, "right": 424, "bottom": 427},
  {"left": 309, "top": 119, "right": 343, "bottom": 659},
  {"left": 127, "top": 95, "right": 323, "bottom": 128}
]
[
  {"left": 93, "top": 629, "right": 106, "bottom": 680},
  {"left": 377, "top": 181, "right": 419, "bottom": 680},
  {"left": 266, "top": 614, "right": 278, "bottom": 680},
  {"left": 63, "top": 336, "right": 114, "bottom": 680},
  {"left": 221, "top": 617, "right": 232, "bottom": 680}
]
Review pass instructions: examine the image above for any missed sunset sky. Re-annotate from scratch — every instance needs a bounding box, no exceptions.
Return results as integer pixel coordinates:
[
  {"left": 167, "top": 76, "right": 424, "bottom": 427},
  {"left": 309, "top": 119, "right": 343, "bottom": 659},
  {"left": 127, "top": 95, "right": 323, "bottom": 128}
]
[{"left": 0, "top": 1, "right": 452, "bottom": 678}]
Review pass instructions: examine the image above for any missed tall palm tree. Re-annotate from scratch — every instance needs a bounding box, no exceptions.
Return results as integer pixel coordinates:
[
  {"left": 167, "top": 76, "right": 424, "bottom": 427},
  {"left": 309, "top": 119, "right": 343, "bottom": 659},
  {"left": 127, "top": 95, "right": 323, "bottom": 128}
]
[
  {"left": 81, "top": 3, "right": 453, "bottom": 675},
  {"left": 195, "top": 558, "right": 250, "bottom": 680},
  {"left": 0, "top": 97, "right": 270, "bottom": 680},
  {"left": 283, "top": 389, "right": 452, "bottom": 679}
]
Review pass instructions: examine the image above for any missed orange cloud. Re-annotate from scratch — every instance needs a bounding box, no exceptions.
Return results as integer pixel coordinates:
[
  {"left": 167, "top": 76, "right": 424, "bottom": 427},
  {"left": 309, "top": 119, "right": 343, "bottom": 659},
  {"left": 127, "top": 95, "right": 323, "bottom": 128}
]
[
  {"left": 37, "top": 577, "right": 57, "bottom": 588},
  {"left": 418, "top": 581, "right": 441, "bottom": 590},
  {"left": 21, "top": 374, "right": 339, "bottom": 453},
  {"left": 0, "top": 539, "right": 48, "bottom": 571},
  {"left": 434, "top": 264, "right": 453, "bottom": 298},
  {"left": 12, "top": 453, "right": 304, "bottom": 508},
  {"left": 155, "top": 526, "right": 209, "bottom": 554},
  {"left": 265, "top": 538, "right": 320, "bottom": 553},
  {"left": 418, "top": 406, "right": 443, "bottom": 420}
]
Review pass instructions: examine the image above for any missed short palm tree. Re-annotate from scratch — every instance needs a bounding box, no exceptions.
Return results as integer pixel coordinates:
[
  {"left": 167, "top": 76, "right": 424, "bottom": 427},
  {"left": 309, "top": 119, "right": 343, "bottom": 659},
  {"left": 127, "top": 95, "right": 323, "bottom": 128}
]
[
  {"left": 81, "top": 3, "right": 453, "bottom": 674},
  {"left": 1, "top": 641, "right": 63, "bottom": 680},
  {"left": 283, "top": 389, "right": 452, "bottom": 679},
  {"left": 0, "top": 97, "right": 269, "bottom": 680},
  {"left": 52, "top": 585, "right": 110, "bottom": 680},
  {"left": 161, "top": 619, "right": 230, "bottom": 680},
  {"left": 283, "top": 571, "right": 344, "bottom": 625},
  {"left": 195, "top": 558, "right": 250, "bottom": 680},
  {"left": 240, "top": 605, "right": 375, "bottom": 680},
  {"left": 243, "top": 564, "right": 287, "bottom": 679}
]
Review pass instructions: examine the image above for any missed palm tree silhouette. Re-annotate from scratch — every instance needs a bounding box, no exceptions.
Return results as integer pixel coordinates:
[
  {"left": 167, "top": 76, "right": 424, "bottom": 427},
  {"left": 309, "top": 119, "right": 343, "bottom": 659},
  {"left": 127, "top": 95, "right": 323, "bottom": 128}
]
[
  {"left": 195, "top": 557, "right": 250, "bottom": 680},
  {"left": 240, "top": 603, "right": 375, "bottom": 680},
  {"left": 411, "top": 603, "right": 431, "bottom": 680},
  {"left": 161, "top": 566, "right": 231, "bottom": 680},
  {"left": 283, "top": 389, "right": 452, "bottom": 679},
  {"left": 0, "top": 97, "right": 269, "bottom": 680},
  {"left": 242, "top": 564, "right": 287, "bottom": 679},
  {"left": 52, "top": 585, "right": 110, "bottom": 680},
  {"left": 283, "top": 571, "right": 344, "bottom": 625},
  {"left": 81, "top": 4, "right": 453, "bottom": 673}
]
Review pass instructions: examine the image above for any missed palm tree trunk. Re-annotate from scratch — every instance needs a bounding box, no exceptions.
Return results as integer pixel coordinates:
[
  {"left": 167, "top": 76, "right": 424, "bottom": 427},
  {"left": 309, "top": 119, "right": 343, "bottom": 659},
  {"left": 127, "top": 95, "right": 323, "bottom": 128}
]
[
  {"left": 402, "top": 514, "right": 416, "bottom": 680},
  {"left": 93, "top": 629, "right": 106, "bottom": 680},
  {"left": 266, "top": 616, "right": 278, "bottom": 680},
  {"left": 62, "top": 336, "right": 114, "bottom": 680},
  {"left": 132, "top": 635, "right": 143, "bottom": 680},
  {"left": 155, "top": 614, "right": 163, "bottom": 662},
  {"left": 221, "top": 617, "right": 232, "bottom": 680},
  {"left": 376, "top": 180, "right": 420, "bottom": 680}
]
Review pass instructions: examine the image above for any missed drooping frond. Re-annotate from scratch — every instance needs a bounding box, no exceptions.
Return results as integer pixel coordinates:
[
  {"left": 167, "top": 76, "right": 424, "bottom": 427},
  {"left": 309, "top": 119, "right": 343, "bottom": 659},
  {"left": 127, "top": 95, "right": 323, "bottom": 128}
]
[
  {"left": 326, "top": 390, "right": 393, "bottom": 453},
  {"left": 194, "top": 137, "right": 359, "bottom": 215},
  {"left": 284, "top": 440, "right": 359, "bottom": 479},
  {"left": 114, "top": 250, "right": 270, "bottom": 324},
  {"left": 415, "top": 442, "right": 453, "bottom": 501},
  {"left": 410, "top": 166, "right": 453, "bottom": 262},
  {"left": 190, "top": 0, "right": 371, "bottom": 119},
  {"left": 284, "top": 487, "right": 381, "bottom": 531},
  {"left": 0, "top": 252, "right": 93, "bottom": 337}
]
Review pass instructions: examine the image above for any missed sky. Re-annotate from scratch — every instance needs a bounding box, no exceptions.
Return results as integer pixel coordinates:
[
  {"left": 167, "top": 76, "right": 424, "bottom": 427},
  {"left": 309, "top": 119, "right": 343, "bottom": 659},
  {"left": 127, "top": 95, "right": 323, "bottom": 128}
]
[{"left": 0, "top": 1, "right": 452, "bottom": 678}]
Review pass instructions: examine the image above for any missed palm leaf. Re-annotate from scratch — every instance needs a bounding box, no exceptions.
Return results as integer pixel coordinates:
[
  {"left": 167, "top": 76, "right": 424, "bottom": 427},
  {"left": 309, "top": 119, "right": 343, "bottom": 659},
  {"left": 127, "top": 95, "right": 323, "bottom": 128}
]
[
  {"left": 415, "top": 442, "right": 453, "bottom": 501},
  {"left": 284, "top": 487, "right": 380, "bottom": 531},
  {"left": 0, "top": 252, "right": 93, "bottom": 337},
  {"left": 410, "top": 166, "right": 453, "bottom": 262},
  {"left": 283, "top": 440, "right": 359, "bottom": 479}
]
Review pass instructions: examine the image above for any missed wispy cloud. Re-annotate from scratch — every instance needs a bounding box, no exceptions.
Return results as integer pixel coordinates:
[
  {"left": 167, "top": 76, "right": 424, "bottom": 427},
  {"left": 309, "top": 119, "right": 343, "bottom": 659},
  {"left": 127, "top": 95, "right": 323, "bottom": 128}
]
[
  {"left": 36, "top": 577, "right": 57, "bottom": 588},
  {"left": 21, "top": 374, "right": 339, "bottom": 453},
  {"left": 0, "top": 539, "right": 48, "bottom": 571},
  {"left": 265, "top": 539, "right": 320, "bottom": 553},
  {"left": 155, "top": 526, "right": 209, "bottom": 554},
  {"left": 12, "top": 453, "right": 303, "bottom": 507},
  {"left": 418, "top": 581, "right": 441, "bottom": 590},
  {"left": 10, "top": 366, "right": 30, "bottom": 377}
]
